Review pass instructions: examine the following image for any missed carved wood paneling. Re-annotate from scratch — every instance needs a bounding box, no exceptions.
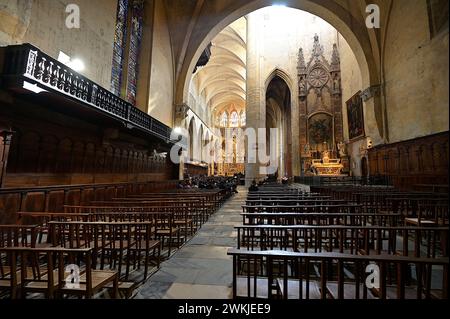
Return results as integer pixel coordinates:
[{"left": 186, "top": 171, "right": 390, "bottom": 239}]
[
  {"left": 368, "top": 132, "right": 449, "bottom": 190},
  {"left": 0, "top": 96, "right": 177, "bottom": 187}
]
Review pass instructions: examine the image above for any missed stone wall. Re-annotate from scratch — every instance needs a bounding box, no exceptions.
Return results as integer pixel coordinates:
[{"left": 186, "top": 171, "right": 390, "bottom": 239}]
[
  {"left": 0, "top": 0, "right": 117, "bottom": 89},
  {"left": 339, "top": 33, "right": 366, "bottom": 176},
  {"left": 383, "top": 0, "right": 449, "bottom": 143},
  {"left": 245, "top": 7, "right": 362, "bottom": 179},
  {"left": 147, "top": 0, "right": 174, "bottom": 127}
]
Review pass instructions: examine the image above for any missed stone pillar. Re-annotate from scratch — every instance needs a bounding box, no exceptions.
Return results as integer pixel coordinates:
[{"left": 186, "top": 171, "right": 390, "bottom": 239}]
[
  {"left": 297, "top": 48, "right": 308, "bottom": 176},
  {"left": 0, "top": 130, "right": 13, "bottom": 187},
  {"left": 174, "top": 104, "right": 189, "bottom": 180},
  {"left": 245, "top": 13, "right": 265, "bottom": 186},
  {"left": 209, "top": 162, "right": 214, "bottom": 176},
  {"left": 179, "top": 154, "right": 184, "bottom": 180},
  {"left": 290, "top": 86, "right": 300, "bottom": 177}
]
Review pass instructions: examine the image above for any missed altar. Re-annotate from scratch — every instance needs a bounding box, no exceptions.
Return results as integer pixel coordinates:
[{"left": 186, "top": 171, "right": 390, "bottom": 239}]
[{"left": 310, "top": 151, "right": 344, "bottom": 176}]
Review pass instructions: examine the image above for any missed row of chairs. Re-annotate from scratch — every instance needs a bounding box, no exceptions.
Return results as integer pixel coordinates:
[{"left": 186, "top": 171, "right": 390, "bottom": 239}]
[
  {"left": 230, "top": 183, "right": 449, "bottom": 299},
  {"left": 1, "top": 186, "right": 233, "bottom": 299}
]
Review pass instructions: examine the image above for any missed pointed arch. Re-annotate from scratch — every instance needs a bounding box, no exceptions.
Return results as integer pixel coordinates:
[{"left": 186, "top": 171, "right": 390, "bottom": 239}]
[{"left": 264, "top": 68, "right": 294, "bottom": 93}]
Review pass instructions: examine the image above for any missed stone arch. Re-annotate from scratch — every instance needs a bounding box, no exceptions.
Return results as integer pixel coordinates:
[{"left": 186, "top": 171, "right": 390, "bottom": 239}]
[
  {"left": 177, "top": 0, "right": 378, "bottom": 106},
  {"left": 265, "top": 75, "right": 293, "bottom": 177},
  {"left": 264, "top": 68, "right": 295, "bottom": 95}
]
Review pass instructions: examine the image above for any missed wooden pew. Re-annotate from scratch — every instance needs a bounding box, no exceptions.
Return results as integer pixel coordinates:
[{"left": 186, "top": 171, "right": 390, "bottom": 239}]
[
  {"left": 235, "top": 225, "right": 448, "bottom": 258},
  {"left": 241, "top": 203, "right": 363, "bottom": 214},
  {"left": 245, "top": 199, "right": 348, "bottom": 206},
  {"left": 65, "top": 205, "right": 199, "bottom": 237},
  {"left": 228, "top": 249, "right": 449, "bottom": 299},
  {"left": 246, "top": 195, "right": 331, "bottom": 201},
  {"left": 135, "top": 190, "right": 223, "bottom": 210},
  {"left": 86, "top": 201, "right": 208, "bottom": 227},
  {"left": 240, "top": 212, "right": 404, "bottom": 227}
]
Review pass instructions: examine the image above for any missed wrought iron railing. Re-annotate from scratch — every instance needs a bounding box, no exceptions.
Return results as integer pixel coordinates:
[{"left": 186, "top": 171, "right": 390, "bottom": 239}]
[{"left": 0, "top": 43, "right": 172, "bottom": 141}]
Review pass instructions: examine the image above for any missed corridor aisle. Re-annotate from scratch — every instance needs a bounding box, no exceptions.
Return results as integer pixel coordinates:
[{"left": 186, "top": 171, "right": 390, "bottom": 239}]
[{"left": 134, "top": 187, "right": 247, "bottom": 299}]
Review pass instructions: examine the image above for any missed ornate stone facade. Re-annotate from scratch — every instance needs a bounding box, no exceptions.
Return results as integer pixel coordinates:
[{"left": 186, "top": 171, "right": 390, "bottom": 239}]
[{"left": 298, "top": 35, "right": 344, "bottom": 174}]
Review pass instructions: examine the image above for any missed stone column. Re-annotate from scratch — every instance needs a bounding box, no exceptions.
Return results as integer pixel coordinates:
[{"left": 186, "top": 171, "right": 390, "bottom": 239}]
[
  {"left": 245, "top": 13, "right": 265, "bottom": 186},
  {"left": 290, "top": 82, "right": 300, "bottom": 177},
  {"left": 0, "top": 130, "right": 13, "bottom": 187},
  {"left": 173, "top": 104, "right": 189, "bottom": 180}
]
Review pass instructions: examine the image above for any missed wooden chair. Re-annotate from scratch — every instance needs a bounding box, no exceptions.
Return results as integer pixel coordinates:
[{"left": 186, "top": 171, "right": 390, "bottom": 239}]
[
  {"left": 153, "top": 213, "right": 181, "bottom": 257},
  {"left": 0, "top": 247, "right": 119, "bottom": 299}
]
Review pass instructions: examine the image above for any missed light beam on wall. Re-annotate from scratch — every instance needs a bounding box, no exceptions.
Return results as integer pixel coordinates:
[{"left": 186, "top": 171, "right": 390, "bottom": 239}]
[
  {"left": 58, "top": 51, "right": 85, "bottom": 73},
  {"left": 69, "top": 58, "right": 85, "bottom": 72}
]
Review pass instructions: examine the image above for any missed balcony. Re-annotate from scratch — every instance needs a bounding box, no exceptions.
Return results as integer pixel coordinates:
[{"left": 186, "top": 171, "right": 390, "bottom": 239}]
[{"left": 0, "top": 43, "right": 172, "bottom": 142}]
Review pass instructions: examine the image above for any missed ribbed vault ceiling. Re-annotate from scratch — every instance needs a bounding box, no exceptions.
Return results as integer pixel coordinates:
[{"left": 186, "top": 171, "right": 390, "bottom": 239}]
[{"left": 191, "top": 17, "right": 247, "bottom": 119}]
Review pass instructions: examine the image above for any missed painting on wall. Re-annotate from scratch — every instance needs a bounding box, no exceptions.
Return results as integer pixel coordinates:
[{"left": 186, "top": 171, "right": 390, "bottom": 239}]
[
  {"left": 308, "top": 113, "right": 333, "bottom": 150},
  {"left": 346, "top": 92, "right": 365, "bottom": 140}
]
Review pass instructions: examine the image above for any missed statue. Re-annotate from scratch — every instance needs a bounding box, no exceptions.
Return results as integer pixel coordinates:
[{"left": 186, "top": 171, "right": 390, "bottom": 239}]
[
  {"left": 337, "top": 141, "right": 347, "bottom": 157},
  {"left": 303, "top": 143, "right": 311, "bottom": 157},
  {"left": 333, "top": 74, "right": 340, "bottom": 91},
  {"left": 299, "top": 78, "right": 306, "bottom": 95},
  {"left": 322, "top": 150, "right": 330, "bottom": 164}
]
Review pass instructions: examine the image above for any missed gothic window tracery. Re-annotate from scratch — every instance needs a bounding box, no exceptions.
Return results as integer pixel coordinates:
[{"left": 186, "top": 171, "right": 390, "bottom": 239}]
[
  {"left": 240, "top": 111, "right": 246, "bottom": 126},
  {"left": 220, "top": 112, "right": 228, "bottom": 127},
  {"left": 230, "top": 111, "right": 239, "bottom": 127}
]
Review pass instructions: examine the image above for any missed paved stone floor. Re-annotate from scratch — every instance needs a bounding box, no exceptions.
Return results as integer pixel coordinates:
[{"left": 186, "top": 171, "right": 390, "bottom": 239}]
[{"left": 134, "top": 187, "right": 247, "bottom": 299}]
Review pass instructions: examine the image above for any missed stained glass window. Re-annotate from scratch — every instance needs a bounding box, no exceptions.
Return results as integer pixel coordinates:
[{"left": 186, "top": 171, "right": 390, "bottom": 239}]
[
  {"left": 240, "top": 111, "right": 246, "bottom": 126},
  {"left": 230, "top": 111, "right": 239, "bottom": 127},
  {"left": 111, "top": 0, "right": 144, "bottom": 106},
  {"left": 126, "top": 0, "right": 144, "bottom": 106},
  {"left": 110, "top": 0, "right": 129, "bottom": 96},
  {"left": 220, "top": 112, "right": 228, "bottom": 127}
]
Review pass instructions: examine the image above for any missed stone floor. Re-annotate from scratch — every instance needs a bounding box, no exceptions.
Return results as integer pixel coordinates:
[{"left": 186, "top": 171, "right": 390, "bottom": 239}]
[{"left": 133, "top": 187, "right": 247, "bottom": 299}]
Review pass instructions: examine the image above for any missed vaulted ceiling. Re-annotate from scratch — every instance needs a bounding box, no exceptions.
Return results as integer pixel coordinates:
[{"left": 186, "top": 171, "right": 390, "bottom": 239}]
[{"left": 190, "top": 17, "right": 246, "bottom": 120}]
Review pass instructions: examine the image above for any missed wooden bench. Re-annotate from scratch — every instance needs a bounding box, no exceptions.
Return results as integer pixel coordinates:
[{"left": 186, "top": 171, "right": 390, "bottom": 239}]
[
  {"left": 240, "top": 212, "right": 404, "bottom": 226},
  {"left": 228, "top": 249, "right": 449, "bottom": 299},
  {"left": 241, "top": 203, "right": 363, "bottom": 214},
  {"left": 235, "top": 225, "right": 448, "bottom": 258}
]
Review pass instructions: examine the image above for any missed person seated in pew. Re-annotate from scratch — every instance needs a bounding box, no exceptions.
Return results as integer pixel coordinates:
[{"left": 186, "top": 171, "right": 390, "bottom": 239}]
[
  {"left": 249, "top": 180, "right": 259, "bottom": 192},
  {"left": 177, "top": 181, "right": 185, "bottom": 189},
  {"left": 231, "top": 179, "right": 239, "bottom": 194}
]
